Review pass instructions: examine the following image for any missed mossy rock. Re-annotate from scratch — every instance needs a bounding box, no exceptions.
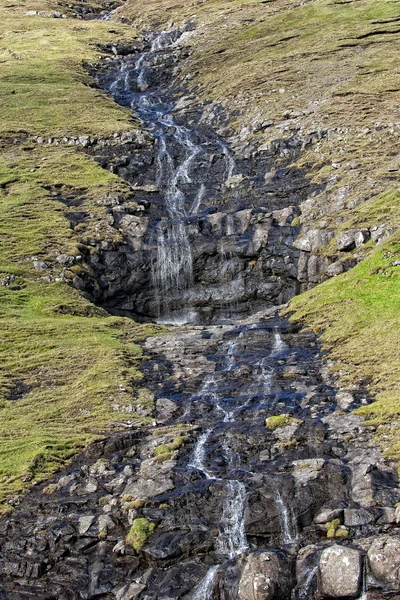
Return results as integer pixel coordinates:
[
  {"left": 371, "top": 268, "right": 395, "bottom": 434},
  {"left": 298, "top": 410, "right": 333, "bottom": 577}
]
[
  {"left": 266, "top": 414, "right": 301, "bottom": 430},
  {"left": 125, "top": 518, "right": 156, "bottom": 553}
]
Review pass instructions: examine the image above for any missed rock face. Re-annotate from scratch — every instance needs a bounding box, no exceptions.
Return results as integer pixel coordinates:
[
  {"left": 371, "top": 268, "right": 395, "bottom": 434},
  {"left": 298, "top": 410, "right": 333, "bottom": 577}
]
[{"left": 78, "top": 28, "right": 331, "bottom": 322}]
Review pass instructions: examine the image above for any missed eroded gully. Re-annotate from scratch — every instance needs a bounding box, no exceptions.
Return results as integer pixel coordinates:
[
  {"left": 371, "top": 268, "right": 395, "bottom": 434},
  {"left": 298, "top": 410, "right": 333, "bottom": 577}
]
[{"left": 0, "top": 27, "right": 400, "bottom": 600}]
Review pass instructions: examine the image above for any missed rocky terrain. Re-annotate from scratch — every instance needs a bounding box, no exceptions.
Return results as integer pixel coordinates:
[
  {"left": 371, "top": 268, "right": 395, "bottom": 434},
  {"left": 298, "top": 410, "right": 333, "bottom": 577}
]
[{"left": 1, "top": 0, "right": 400, "bottom": 598}]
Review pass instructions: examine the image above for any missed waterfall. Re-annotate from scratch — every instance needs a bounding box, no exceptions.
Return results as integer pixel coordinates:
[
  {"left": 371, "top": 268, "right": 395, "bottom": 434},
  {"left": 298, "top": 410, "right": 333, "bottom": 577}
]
[
  {"left": 192, "top": 565, "right": 219, "bottom": 600},
  {"left": 297, "top": 566, "right": 318, "bottom": 600},
  {"left": 356, "top": 558, "right": 368, "bottom": 600},
  {"left": 190, "top": 183, "right": 206, "bottom": 215},
  {"left": 271, "top": 329, "right": 287, "bottom": 356},
  {"left": 151, "top": 220, "right": 193, "bottom": 316},
  {"left": 226, "top": 214, "right": 235, "bottom": 236},
  {"left": 216, "top": 480, "right": 248, "bottom": 559},
  {"left": 189, "top": 429, "right": 214, "bottom": 479},
  {"left": 275, "top": 490, "right": 297, "bottom": 544},
  {"left": 224, "top": 332, "right": 243, "bottom": 372}
]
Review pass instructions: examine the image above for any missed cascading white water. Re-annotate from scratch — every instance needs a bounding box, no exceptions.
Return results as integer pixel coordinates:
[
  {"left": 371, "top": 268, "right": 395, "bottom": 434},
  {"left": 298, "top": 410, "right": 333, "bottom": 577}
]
[
  {"left": 192, "top": 565, "right": 220, "bottom": 600},
  {"left": 189, "top": 429, "right": 214, "bottom": 479},
  {"left": 275, "top": 490, "right": 298, "bottom": 545},
  {"left": 271, "top": 328, "right": 287, "bottom": 356},
  {"left": 297, "top": 566, "right": 318, "bottom": 600},
  {"left": 190, "top": 183, "right": 206, "bottom": 215},
  {"left": 151, "top": 220, "right": 194, "bottom": 316},
  {"left": 226, "top": 214, "right": 235, "bottom": 236},
  {"left": 216, "top": 480, "right": 248, "bottom": 559}
]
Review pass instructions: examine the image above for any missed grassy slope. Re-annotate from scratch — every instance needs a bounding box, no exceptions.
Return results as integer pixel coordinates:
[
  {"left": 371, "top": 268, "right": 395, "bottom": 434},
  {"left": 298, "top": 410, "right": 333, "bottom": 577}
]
[
  {"left": 117, "top": 0, "right": 400, "bottom": 466},
  {"left": 0, "top": 0, "right": 159, "bottom": 510},
  {"left": 1, "top": 0, "right": 400, "bottom": 510}
]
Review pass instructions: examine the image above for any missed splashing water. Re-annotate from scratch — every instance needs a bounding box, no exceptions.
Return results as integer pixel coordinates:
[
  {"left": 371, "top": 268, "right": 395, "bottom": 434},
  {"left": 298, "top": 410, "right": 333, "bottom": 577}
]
[
  {"left": 216, "top": 480, "right": 248, "bottom": 558},
  {"left": 189, "top": 429, "right": 214, "bottom": 479},
  {"left": 151, "top": 220, "right": 193, "bottom": 316},
  {"left": 275, "top": 490, "right": 297, "bottom": 545},
  {"left": 271, "top": 329, "right": 287, "bottom": 356},
  {"left": 192, "top": 565, "right": 220, "bottom": 600},
  {"left": 221, "top": 143, "right": 236, "bottom": 181},
  {"left": 297, "top": 566, "right": 318, "bottom": 600}
]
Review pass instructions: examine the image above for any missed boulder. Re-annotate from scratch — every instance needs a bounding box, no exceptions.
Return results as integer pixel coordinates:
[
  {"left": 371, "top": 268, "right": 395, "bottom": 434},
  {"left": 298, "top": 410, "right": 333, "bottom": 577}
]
[
  {"left": 295, "top": 229, "right": 335, "bottom": 252},
  {"left": 319, "top": 544, "right": 362, "bottom": 598},
  {"left": 237, "top": 549, "right": 295, "bottom": 600},
  {"left": 336, "top": 230, "right": 357, "bottom": 251},
  {"left": 367, "top": 536, "right": 400, "bottom": 588}
]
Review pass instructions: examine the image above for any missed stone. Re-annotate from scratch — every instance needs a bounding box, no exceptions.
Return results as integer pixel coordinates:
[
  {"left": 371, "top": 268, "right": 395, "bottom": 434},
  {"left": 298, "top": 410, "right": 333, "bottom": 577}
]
[
  {"left": 319, "top": 545, "right": 362, "bottom": 598},
  {"left": 336, "top": 391, "right": 354, "bottom": 410},
  {"left": 115, "top": 583, "right": 146, "bottom": 600},
  {"left": 314, "top": 508, "right": 344, "bottom": 525},
  {"left": 225, "top": 173, "right": 245, "bottom": 187},
  {"left": 295, "top": 229, "right": 335, "bottom": 252},
  {"left": 78, "top": 515, "right": 95, "bottom": 535},
  {"left": 237, "top": 549, "right": 295, "bottom": 600},
  {"left": 367, "top": 536, "right": 400, "bottom": 587},
  {"left": 354, "top": 229, "right": 369, "bottom": 248},
  {"left": 336, "top": 230, "right": 357, "bottom": 251},
  {"left": 33, "top": 260, "right": 47, "bottom": 271},
  {"left": 344, "top": 508, "right": 374, "bottom": 527},
  {"left": 326, "top": 261, "right": 343, "bottom": 277},
  {"left": 56, "top": 253, "right": 75, "bottom": 267},
  {"left": 155, "top": 398, "right": 178, "bottom": 422}
]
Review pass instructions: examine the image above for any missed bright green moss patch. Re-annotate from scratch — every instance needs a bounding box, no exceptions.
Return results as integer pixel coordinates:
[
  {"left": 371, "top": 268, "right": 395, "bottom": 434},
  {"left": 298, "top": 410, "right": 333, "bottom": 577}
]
[
  {"left": 287, "top": 232, "right": 400, "bottom": 466},
  {"left": 126, "top": 518, "right": 156, "bottom": 552},
  {"left": 153, "top": 435, "right": 189, "bottom": 462},
  {"left": 266, "top": 414, "right": 301, "bottom": 430}
]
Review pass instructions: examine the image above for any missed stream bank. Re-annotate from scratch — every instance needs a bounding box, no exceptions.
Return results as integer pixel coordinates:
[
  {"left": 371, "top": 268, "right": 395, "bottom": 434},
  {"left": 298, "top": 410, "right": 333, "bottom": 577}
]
[{"left": 0, "top": 23, "right": 399, "bottom": 600}]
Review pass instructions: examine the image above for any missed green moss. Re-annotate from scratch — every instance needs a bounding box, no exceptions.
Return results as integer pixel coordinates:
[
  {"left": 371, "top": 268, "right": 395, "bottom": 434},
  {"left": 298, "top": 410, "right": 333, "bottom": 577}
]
[
  {"left": 335, "top": 528, "right": 349, "bottom": 538},
  {"left": 42, "top": 483, "right": 58, "bottom": 495},
  {"left": 125, "top": 518, "right": 156, "bottom": 552},
  {"left": 153, "top": 435, "right": 189, "bottom": 462},
  {"left": 266, "top": 414, "right": 301, "bottom": 430},
  {"left": 325, "top": 518, "right": 341, "bottom": 538}
]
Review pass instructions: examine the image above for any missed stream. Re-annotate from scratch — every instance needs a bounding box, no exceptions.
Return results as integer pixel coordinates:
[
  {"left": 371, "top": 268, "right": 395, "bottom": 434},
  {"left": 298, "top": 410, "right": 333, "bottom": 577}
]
[{"left": 0, "top": 26, "right": 400, "bottom": 600}]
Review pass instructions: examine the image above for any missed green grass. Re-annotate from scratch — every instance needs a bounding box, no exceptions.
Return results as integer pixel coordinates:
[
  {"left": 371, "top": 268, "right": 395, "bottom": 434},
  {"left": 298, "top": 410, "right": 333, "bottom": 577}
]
[
  {"left": 126, "top": 517, "right": 156, "bottom": 552},
  {"left": 0, "top": 0, "right": 135, "bottom": 137},
  {"left": 0, "top": 145, "right": 160, "bottom": 510},
  {"left": 0, "top": 0, "right": 157, "bottom": 511},
  {"left": 287, "top": 232, "right": 400, "bottom": 465}
]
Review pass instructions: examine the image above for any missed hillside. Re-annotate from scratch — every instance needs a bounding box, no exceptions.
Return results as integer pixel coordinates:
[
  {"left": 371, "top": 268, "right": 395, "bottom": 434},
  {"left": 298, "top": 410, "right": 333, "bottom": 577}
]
[{"left": 0, "top": 0, "right": 400, "bottom": 597}]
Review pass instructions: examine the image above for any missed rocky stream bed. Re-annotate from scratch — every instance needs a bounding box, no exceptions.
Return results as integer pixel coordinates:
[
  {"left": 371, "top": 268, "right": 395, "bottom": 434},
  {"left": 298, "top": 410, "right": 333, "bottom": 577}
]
[{"left": 1, "top": 23, "right": 400, "bottom": 600}]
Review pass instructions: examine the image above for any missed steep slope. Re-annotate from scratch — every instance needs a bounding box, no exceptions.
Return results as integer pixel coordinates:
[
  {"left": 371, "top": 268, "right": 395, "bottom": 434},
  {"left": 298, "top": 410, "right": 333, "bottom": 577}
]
[
  {"left": 0, "top": 0, "right": 160, "bottom": 509},
  {"left": 0, "top": 0, "right": 400, "bottom": 597}
]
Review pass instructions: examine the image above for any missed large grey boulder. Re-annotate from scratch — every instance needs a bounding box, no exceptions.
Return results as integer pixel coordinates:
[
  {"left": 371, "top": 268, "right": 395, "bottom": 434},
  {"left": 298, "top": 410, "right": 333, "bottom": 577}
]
[
  {"left": 319, "top": 544, "right": 362, "bottom": 598},
  {"left": 367, "top": 536, "right": 400, "bottom": 588},
  {"left": 237, "top": 549, "right": 295, "bottom": 600}
]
